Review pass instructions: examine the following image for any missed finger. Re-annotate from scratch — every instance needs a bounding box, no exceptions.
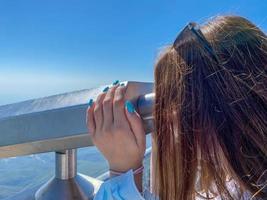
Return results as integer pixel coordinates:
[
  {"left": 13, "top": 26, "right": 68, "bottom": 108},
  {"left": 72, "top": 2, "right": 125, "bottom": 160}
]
[
  {"left": 103, "top": 84, "right": 119, "bottom": 130},
  {"left": 125, "top": 100, "right": 146, "bottom": 149},
  {"left": 113, "top": 84, "right": 128, "bottom": 125},
  {"left": 86, "top": 99, "right": 96, "bottom": 136},
  {"left": 94, "top": 87, "right": 109, "bottom": 131}
]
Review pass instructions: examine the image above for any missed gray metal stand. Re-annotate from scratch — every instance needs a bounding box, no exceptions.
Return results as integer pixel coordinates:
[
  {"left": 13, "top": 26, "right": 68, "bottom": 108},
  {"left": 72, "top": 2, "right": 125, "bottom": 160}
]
[{"left": 35, "top": 149, "right": 99, "bottom": 200}]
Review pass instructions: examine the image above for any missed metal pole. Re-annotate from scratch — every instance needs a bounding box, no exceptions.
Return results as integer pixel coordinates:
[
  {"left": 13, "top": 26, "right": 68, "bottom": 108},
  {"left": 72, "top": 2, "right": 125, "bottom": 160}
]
[
  {"left": 55, "top": 149, "right": 77, "bottom": 180},
  {"left": 35, "top": 149, "right": 99, "bottom": 200}
]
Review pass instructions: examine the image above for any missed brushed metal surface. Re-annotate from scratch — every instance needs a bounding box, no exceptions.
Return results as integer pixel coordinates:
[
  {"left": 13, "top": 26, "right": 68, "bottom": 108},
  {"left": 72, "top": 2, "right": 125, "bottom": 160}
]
[
  {"left": 35, "top": 175, "right": 96, "bottom": 200},
  {"left": 3, "top": 174, "right": 102, "bottom": 200},
  {"left": 55, "top": 149, "right": 77, "bottom": 180},
  {"left": 0, "top": 81, "right": 154, "bottom": 158},
  {"left": 137, "top": 93, "right": 155, "bottom": 134}
]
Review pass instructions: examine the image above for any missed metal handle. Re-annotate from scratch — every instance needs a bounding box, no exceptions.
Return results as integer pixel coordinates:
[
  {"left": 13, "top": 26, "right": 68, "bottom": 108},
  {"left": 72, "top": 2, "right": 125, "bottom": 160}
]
[{"left": 137, "top": 92, "right": 155, "bottom": 133}]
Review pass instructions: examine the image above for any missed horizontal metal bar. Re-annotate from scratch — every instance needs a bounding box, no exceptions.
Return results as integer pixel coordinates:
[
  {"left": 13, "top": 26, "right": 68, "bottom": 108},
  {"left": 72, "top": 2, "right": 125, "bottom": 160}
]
[{"left": 0, "top": 81, "right": 154, "bottom": 158}]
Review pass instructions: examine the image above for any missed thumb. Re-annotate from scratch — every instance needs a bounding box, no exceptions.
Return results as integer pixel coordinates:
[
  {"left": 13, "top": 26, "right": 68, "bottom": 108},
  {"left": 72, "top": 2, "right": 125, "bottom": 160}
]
[{"left": 125, "top": 100, "right": 146, "bottom": 150}]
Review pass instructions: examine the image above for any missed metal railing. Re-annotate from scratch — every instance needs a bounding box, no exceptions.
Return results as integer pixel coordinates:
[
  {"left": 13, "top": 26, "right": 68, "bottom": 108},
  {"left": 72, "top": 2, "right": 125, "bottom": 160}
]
[{"left": 0, "top": 81, "right": 155, "bottom": 200}]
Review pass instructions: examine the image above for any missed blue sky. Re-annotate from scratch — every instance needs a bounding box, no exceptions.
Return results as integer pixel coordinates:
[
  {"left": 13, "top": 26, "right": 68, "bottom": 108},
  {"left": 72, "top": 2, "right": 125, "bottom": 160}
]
[{"left": 0, "top": 0, "right": 266, "bottom": 105}]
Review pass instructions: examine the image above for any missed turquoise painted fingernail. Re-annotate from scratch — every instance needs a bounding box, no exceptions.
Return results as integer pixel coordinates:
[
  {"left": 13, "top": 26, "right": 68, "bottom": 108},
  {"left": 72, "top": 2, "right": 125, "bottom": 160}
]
[
  {"left": 125, "top": 100, "right": 135, "bottom": 113},
  {"left": 88, "top": 99, "right": 94, "bottom": 107},
  {"left": 102, "top": 86, "right": 109, "bottom": 92},
  {"left": 120, "top": 83, "right": 125, "bottom": 86},
  {"left": 112, "top": 80, "right": 119, "bottom": 85}
]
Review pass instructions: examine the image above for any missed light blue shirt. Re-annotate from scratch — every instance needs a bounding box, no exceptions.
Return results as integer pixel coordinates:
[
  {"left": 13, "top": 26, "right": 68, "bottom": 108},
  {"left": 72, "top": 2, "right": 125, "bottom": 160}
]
[
  {"left": 94, "top": 170, "right": 258, "bottom": 200},
  {"left": 94, "top": 170, "right": 156, "bottom": 200}
]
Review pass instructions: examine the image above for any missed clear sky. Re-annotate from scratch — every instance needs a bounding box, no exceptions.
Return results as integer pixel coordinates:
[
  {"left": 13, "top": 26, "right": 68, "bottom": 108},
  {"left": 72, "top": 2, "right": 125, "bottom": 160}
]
[{"left": 0, "top": 0, "right": 266, "bottom": 105}]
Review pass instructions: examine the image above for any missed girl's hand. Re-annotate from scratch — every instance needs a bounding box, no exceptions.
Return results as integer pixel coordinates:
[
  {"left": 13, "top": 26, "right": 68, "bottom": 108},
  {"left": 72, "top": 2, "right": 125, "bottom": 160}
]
[{"left": 86, "top": 82, "right": 146, "bottom": 173}]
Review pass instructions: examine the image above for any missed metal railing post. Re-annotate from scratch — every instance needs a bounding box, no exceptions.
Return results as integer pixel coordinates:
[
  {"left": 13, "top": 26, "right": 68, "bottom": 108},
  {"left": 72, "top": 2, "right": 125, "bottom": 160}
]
[
  {"left": 55, "top": 149, "right": 77, "bottom": 179},
  {"left": 35, "top": 148, "right": 100, "bottom": 200}
]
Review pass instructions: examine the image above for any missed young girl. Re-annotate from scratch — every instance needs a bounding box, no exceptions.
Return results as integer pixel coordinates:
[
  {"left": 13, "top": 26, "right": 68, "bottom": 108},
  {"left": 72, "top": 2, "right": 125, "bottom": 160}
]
[{"left": 86, "top": 15, "right": 267, "bottom": 199}]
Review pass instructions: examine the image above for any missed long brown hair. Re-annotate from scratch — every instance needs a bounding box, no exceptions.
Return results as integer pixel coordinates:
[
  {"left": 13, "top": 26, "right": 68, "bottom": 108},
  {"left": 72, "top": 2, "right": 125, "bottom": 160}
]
[{"left": 153, "top": 15, "right": 267, "bottom": 199}]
